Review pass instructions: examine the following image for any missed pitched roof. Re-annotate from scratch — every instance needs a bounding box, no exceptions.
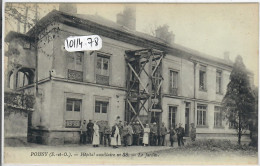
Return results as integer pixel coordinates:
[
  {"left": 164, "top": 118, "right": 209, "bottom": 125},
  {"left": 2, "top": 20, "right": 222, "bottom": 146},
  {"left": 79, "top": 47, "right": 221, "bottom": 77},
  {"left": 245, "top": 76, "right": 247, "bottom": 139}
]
[{"left": 26, "top": 9, "right": 233, "bottom": 68}]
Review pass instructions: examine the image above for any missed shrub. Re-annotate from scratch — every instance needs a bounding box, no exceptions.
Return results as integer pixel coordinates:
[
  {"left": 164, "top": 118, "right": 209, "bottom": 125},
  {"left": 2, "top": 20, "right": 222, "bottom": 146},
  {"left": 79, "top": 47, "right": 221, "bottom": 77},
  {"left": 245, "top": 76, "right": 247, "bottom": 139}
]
[{"left": 185, "top": 139, "right": 257, "bottom": 152}]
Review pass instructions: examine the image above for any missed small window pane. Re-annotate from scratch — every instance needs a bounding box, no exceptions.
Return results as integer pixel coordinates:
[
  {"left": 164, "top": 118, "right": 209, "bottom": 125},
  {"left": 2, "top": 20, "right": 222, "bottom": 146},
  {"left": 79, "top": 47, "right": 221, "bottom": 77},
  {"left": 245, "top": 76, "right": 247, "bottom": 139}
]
[
  {"left": 68, "top": 55, "right": 74, "bottom": 63},
  {"left": 66, "top": 99, "right": 73, "bottom": 111},
  {"left": 97, "top": 57, "right": 102, "bottom": 69},
  {"left": 74, "top": 100, "right": 81, "bottom": 112},
  {"left": 103, "top": 58, "right": 109, "bottom": 70},
  {"left": 76, "top": 53, "right": 83, "bottom": 65},
  {"left": 95, "top": 105, "right": 100, "bottom": 113},
  {"left": 102, "top": 104, "right": 108, "bottom": 113}
]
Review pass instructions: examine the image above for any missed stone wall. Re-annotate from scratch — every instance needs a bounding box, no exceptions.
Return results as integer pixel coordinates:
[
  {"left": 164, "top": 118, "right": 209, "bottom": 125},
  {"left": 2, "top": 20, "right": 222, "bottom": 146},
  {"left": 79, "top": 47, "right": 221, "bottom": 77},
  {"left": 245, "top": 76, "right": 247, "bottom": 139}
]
[{"left": 4, "top": 106, "right": 29, "bottom": 138}]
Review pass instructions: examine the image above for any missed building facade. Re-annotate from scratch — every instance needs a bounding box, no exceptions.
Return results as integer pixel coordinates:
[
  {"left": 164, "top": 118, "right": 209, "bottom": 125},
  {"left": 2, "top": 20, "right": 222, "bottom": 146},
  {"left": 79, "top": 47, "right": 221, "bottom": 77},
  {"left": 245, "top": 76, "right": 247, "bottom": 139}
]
[{"left": 5, "top": 9, "right": 252, "bottom": 145}]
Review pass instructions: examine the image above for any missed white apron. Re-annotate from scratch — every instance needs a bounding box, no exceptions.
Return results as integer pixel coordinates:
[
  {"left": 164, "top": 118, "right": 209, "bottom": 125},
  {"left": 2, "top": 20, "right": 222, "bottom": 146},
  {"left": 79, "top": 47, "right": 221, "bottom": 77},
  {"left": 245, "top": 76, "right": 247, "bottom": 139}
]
[
  {"left": 111, "top": 125, "right": 121, "bottom": 146},
  {"left": 143, "top": 128, "right": 150, "bottom": 144},
  {"left": 92, "top": 124, "right": 100, "bottom": 145}
]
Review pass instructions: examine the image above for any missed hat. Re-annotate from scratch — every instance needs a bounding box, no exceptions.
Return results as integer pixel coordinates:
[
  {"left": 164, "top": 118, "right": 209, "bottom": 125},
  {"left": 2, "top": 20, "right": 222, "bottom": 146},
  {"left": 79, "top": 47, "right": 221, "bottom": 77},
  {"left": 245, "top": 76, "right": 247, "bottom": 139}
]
[
  {"left": 137, "top": 121, "right": 140, "bottom": 124},
  {"left": 153, "top": 122, "right": 156, "bottom": 124}
]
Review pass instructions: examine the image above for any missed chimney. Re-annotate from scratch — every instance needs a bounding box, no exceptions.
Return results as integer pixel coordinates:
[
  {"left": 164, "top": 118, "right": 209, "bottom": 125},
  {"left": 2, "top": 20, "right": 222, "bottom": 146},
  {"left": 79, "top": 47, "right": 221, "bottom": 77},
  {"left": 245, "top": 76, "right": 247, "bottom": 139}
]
[
  {"left": 59, "top": 4, "right": 77, "bottom": 14},
  {"left": 155, "top": 24, "right": 175, "bottom": 45},
  {"left": 116, "top": 6, "right": 136, "bottom": 30},
  {"left": 224, "top": 51, "right": 231, "bottom": 62}
]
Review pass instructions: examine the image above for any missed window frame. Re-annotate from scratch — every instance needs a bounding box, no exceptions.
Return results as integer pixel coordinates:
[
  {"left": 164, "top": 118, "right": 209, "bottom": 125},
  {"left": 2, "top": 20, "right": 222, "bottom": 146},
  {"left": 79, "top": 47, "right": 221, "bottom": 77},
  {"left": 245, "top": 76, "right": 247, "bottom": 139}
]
[
  {"left": 216, "top": 70, "right": 222, "bottom": 94},
  {"left": 199, "top": 65, "right": 207, "bottom": 91},
  {"left": 197, "top": 104, "right": 207, "bottom": 127},
  {"left": 214, "top": 106, "right": 223, "bottom": 128},
  {"left": 168, "top": 106, "right": 177, "bottom": 129},
  {"left": 67, "top": 51, "right": 84, "bottom": 82},
  {"left": 95, "top": 100, "right": 109, "bottom": 114},
  {"left": 95, "top": 53, "right": 111, "bottom": 85},
  {"left": 66, "top": 98, "right": 82, "bottom": 112},
  {"left": 169, "top": 69, "right": 179, "bottom": 96}
]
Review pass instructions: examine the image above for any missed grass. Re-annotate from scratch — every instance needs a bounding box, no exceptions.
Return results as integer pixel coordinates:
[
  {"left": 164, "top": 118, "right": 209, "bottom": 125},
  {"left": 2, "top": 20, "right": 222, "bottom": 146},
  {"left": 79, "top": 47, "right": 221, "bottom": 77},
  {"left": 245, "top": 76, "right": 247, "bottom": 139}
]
[{"left": 154, "top": 139, "right": 257, "bottom": 157}]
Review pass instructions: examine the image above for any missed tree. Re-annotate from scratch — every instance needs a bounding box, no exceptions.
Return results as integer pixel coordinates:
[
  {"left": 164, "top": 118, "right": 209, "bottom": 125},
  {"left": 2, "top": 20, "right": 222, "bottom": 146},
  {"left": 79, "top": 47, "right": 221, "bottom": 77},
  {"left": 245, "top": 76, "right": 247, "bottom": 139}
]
[{"left": 222, "top": 55, "right": 256, "bottom": 145}]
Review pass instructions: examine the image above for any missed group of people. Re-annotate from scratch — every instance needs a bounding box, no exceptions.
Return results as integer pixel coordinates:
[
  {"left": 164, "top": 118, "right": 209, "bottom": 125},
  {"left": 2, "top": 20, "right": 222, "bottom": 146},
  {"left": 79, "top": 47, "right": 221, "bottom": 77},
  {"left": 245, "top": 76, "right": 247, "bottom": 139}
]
[{"left": 80, "top": 119, "right": 196, "bottom": 148}]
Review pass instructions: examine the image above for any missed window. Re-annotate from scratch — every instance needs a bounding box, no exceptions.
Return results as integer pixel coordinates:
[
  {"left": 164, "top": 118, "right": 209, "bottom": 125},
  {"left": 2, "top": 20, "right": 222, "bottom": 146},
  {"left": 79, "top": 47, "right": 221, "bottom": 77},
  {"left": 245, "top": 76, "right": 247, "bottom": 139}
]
[
  {"left": 169, "top": 70, "right": 178, "bottom": 95},
  {"left": 229, "top": 122, "right": 237, "bottom": 129},
  {"left": 65, "top": 96, "right": 82, "bottom": 128},
  {"left": 66, "top": 98, "right": 82, "bottom": 112},
  {"left": 199, "top": 65, "right": 207, "bottom": 91},
  {"left": 96, "top": 54, "right": 110, "bottom": 85},
  {"left": 67, "top": 52, "right": 84, "bottom": 81},
  {"left": 95, "top": 101, "right": 109, "bottom": 113},
  {"left": 197, "top": 105, "right": 207, "bottom": 126},
  {"left": 169, "top": 106, "right": 177, "bottom": 129},
  {"left": 216, "top": 70, "right": 222, "bottom": 94},
  {"left": 152, "top": 65, "right": 161, "bottom": 92},
  {"left": 214, "top": 106, "right": 222, "bottom": 127}
]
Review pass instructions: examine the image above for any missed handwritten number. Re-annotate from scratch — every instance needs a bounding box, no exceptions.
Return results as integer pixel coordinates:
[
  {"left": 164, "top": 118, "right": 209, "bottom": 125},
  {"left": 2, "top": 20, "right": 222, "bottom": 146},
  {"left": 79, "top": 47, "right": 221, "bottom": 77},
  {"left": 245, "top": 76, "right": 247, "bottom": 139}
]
[
  {"left": 87, "top": 38, "right": 93, "bottom": 47},
  {"left": 94, "top": 37, "right": 99, "bottom": 46}
]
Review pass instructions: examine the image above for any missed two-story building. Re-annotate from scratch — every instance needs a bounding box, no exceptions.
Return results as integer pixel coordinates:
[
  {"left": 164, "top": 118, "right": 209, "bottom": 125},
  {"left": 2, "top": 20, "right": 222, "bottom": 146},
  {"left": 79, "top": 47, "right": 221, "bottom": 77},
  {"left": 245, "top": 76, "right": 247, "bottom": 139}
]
[{"left": 5, "top": 6, "right": 252, "bottom": 145}]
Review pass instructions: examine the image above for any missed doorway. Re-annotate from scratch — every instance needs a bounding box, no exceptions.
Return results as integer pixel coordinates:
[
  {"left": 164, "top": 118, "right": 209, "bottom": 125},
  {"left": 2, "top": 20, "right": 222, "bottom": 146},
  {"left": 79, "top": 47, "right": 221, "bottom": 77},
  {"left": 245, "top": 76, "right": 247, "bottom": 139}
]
[{"left": 185, "top": 102, "right": 190, "bottom": 136}]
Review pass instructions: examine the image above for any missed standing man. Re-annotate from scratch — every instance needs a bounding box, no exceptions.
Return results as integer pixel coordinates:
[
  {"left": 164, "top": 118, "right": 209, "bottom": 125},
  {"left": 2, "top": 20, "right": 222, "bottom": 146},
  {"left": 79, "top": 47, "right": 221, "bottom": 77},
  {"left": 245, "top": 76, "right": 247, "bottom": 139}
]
[
  {"left": 176, "top": 123, "right": 185, "bottom": 147},
  {"left": 99, "top": 122, "right": 105, "bottom": 145},
  {"left": 104, "top": 124, "right": 111, "bottom": 146},
  {"left": 87, "top": 120, "right": 94, "bottom": 144},
  {"left": 160, "top": 122, "right": 168, "bottom": 146},
  {"left": 169, "top": 126, "right": 175, "bottom": 147},
  {"left": 80, "top": 120, "right": 87, "bottom": 144},
  {"left": 111, "top": 121, "right": 121, "bottom": 148},
  {"left": 132, "top": 122, "right": 137, "bottom": 145},
  {"left": 135, "top": 121, "right": 142, "bottom": 146},
  {"left": 150, "top": 122, "right": 158, "bottom": 146},
  {"left": 190, "top": 123, "right": 196, "bottom": 142}
]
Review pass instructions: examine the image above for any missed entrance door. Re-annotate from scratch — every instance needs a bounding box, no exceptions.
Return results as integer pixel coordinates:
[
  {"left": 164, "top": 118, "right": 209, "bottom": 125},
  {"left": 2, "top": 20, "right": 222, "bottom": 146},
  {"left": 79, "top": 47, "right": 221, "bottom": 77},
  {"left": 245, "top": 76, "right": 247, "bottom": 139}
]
[
  {"left": 169, "top": 106, "right": 177, "bottom": 129},
  {"left": 151, "top": 111, "right": 161, "bottom": 124},
  {"left": 185, "top": 102, "right": 190, "bottom": 136}
]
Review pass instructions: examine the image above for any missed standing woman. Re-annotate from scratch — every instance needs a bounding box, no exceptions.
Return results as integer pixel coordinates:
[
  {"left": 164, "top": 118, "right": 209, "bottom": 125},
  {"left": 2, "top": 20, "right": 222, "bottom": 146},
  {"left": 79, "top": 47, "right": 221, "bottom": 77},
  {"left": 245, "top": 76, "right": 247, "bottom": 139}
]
[
  {"left": 143, "top": 124, "right": 150, "bottom": 146},
  {"left": 92, "top": 121, "right": 100, "bottom": 147}
]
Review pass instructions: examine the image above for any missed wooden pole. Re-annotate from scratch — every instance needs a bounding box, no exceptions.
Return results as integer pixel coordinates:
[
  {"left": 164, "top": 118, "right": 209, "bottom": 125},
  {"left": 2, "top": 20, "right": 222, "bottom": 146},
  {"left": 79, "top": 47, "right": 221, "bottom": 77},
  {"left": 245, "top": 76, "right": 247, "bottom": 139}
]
[
  {"left": 147, "top": 50, "right": 152, "bottom": 123},
  {"left": 23, "top": 6, "right": 28, "bottom": 33}
]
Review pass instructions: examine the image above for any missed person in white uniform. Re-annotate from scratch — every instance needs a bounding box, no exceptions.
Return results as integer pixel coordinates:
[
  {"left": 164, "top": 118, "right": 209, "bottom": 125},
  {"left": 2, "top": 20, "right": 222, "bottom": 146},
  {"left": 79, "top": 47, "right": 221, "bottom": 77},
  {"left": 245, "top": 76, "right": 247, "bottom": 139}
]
[
  {"left": 111, "top": 121, "right": 121, "bottom": 148},
  {"left": 92, "top": 121, "right": 100, "bottom": 147},
  {"left": 143, "top": 124, "right": 150, "bottom": 146}
]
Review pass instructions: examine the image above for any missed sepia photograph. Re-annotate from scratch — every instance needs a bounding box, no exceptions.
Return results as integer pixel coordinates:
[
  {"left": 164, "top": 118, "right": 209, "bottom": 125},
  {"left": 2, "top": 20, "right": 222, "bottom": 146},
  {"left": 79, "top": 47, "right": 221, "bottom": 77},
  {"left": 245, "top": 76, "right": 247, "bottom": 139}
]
[{"left": 2, "top": 1, "right": 259, "bottom": 165}]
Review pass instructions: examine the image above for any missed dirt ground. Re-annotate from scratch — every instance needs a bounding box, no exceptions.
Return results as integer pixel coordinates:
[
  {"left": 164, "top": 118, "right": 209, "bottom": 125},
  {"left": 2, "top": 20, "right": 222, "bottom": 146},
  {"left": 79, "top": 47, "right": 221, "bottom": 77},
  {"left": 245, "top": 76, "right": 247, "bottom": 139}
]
[{"left": 3, "top": 137, "right": 258, "bottom": 165}]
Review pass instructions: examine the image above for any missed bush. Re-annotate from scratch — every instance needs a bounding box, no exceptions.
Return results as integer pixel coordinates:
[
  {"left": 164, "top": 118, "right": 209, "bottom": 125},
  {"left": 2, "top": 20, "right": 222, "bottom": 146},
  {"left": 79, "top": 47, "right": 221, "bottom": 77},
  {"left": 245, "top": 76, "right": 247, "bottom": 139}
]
[{"left": 185, "top": 139, "right": 257, "bottom": 152}]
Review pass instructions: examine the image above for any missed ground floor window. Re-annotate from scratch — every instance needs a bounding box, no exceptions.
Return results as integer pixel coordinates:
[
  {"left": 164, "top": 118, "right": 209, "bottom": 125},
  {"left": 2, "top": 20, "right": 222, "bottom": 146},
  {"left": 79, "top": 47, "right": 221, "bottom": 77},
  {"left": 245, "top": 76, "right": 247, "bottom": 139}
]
[
  {"left": 94, "top": 98, "right": 109, "bottom": 121},
  {"left": 169, "top": 106, "right": 177, "bottom": 129},
  {"left": 197, "top": 104, "right": 207, "bottom": 126},
  {"left": 95, "top": 100, "right": 109, "bottom": 113},
  {"left": 65, "top": 98, "right": 82, "bottom": 128},
  {"left": 214, "top": 106, "right": 222, "bottom": 127}
]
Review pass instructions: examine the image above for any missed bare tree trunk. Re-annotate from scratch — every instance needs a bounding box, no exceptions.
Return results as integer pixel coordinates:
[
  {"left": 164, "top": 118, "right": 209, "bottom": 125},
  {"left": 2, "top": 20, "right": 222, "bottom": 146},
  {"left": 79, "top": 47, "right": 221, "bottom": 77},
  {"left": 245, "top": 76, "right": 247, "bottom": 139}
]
[{"left": 238, "top": 110, "right": 241, "bottom": 145}]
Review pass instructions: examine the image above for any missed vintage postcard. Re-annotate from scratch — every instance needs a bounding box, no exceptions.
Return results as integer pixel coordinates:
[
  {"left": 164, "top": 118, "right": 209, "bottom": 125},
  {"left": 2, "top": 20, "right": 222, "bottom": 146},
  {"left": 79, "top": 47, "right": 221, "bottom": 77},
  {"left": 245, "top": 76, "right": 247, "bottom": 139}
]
[{"left": 2, "top": 1, "right": 259, "bottom": 165}]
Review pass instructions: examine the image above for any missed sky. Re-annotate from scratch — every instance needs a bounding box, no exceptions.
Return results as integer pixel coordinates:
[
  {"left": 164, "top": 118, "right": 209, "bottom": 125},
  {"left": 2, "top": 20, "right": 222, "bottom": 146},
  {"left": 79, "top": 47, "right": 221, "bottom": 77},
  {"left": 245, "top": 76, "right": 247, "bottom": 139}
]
[{"left": 5, "top": 3, "right": 259, "bottom": 85}]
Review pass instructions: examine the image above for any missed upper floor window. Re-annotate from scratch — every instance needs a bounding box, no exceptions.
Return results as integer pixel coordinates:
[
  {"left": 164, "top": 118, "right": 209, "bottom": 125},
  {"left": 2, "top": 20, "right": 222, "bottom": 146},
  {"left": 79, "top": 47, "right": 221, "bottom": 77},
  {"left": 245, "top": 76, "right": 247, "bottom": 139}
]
[
  {"left": 216, "top": 70, "right": 222, "bottom": 94},
  {"left": 152, "top": 65, "right": 161, "bottom": 92},
  {"left": 197, "top": 104, "right": 207, "bottom": 126},
  {"left": 96, "top": 54, "right": 110, "bottom": 85},
  {"left": 67, "top": 52, "right": 84, "bottom": 82},
  {"left": 199, "top": 65, "right": 207, "bottom": 91},
  {"left": 169, "top": 70, "right": 178, "bottom": 95},
  {"left": 214, "top": 106, "right": 222, "bottom": 127}
]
